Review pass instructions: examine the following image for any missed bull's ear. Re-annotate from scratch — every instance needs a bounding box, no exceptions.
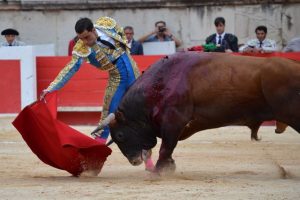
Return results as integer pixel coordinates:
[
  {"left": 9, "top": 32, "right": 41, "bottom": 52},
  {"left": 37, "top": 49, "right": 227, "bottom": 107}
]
[{"left": 115, "top": 111, "right": 125, "bottom": 122}]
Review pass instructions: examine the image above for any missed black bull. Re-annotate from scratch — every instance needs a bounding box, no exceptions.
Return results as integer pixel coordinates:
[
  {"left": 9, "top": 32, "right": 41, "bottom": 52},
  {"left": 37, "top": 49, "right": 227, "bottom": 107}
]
[{"left": 108, "top": 52, "right": 300, "bottom": 172}]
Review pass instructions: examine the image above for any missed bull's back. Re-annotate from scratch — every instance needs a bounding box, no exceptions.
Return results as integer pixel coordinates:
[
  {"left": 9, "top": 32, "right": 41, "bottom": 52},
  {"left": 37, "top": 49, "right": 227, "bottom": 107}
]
[{"left": 188, "top": 54, "right": 273, "bottom": 125}]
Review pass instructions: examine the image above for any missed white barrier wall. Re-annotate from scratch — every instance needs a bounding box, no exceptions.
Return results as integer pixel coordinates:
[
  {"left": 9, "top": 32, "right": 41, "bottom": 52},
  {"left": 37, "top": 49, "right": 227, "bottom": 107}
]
[{"left": 0, "top": 44, "right": 55, "bottom": 109}]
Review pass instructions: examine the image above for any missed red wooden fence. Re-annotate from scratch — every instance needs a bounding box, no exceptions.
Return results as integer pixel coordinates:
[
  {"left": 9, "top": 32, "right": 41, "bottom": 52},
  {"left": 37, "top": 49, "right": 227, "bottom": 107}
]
[{"left": 0, "top": 60, "right": 21, "bottom": 113}]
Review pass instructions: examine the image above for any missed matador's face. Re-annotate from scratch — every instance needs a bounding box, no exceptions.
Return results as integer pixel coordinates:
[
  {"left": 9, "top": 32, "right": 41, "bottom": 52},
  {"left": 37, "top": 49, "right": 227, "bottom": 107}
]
[{"left": 77, "top": 28, "right": 98, "bottom": 47}]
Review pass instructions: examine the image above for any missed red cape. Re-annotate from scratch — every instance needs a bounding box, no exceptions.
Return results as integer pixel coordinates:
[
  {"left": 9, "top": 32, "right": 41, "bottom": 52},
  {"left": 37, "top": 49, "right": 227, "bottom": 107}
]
[{"left": 12, "top": 92, "right": 112, "bottom": 176}]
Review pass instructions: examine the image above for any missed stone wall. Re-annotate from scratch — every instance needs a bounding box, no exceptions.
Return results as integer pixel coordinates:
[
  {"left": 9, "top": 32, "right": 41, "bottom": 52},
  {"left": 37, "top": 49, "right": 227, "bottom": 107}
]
[{"left": 0, "top": 1, "right": 299, "bottom": 55}]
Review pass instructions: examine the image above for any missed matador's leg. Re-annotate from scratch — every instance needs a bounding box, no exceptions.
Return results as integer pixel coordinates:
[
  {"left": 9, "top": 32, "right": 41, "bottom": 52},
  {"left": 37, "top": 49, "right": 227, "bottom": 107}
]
[{"left": 92, "top": 80, "right": 119, "bottom": 143}]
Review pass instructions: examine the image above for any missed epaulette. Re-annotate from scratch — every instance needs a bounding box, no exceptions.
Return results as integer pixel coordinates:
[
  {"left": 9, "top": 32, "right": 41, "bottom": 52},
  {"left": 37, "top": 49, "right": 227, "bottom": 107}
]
[
  {"left": 72, "top": 39, "right": 91, "bottom": 57},
  {"left": 94, "top": 16, "right": 129, "bottom": 49},
  {"left": 94, "top": 16, "right": 117, "bottom": 30}
]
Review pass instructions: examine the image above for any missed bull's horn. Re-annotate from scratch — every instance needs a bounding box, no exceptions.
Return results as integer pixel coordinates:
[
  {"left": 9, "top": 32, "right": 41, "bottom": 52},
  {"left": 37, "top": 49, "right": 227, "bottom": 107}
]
[
  {"left": 91, "top": 113, "right": 115, "bottom": 136},
  {"left": 106, "top": 139, "right": 114, "bottom": 146}
]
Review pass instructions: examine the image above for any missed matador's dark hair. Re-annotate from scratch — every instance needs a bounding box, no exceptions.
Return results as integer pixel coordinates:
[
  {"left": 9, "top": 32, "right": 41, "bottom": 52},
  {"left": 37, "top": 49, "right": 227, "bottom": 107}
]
[{"left": 75, "top": 18, "right": 94, "bottom": 34}]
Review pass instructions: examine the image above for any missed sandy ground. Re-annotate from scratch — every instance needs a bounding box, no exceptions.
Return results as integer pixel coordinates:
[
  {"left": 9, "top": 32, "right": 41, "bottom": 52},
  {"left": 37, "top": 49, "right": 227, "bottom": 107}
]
[{"left": 1, "top": 117, "right": 300, "bottom": 200}]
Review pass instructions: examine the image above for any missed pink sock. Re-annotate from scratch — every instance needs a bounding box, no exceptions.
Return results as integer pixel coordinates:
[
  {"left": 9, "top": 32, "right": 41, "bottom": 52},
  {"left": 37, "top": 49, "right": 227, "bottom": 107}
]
[
  {"left": 95, "top": 137, "right": 106, "bottom": 145},
  {"left": 145, "top": 158, "right": 155, "bottom": 171}
]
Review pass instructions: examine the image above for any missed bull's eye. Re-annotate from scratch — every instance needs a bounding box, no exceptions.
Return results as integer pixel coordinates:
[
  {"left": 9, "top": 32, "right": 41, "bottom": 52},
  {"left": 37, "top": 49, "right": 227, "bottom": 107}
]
[{"left": 115, "top": 131, "right": 125, "bottom": 142}]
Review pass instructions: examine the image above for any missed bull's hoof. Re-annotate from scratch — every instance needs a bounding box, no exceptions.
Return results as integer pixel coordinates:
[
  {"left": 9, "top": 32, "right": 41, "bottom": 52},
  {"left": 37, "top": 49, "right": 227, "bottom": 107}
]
[
  {"left": 155, "top": 158, "right": 176, "bottom": 174},
  {"left": 251, "top": 136, "right": 261, "bottom": 141},
  {"left": 275, "top": 128, "right": 285, "bottom": 134},
  {"left": 275, "top": 122, "right": 287, "bottom": 134}
]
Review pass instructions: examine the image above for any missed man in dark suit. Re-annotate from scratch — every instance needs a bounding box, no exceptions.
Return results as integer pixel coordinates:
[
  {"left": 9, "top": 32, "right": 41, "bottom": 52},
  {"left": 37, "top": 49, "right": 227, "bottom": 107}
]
[
  {"left": 206, "top": 17, "right": 238, "bottom": 52},
  {"left": 124, "top": 26, "right": 143, "bottom": 55}
]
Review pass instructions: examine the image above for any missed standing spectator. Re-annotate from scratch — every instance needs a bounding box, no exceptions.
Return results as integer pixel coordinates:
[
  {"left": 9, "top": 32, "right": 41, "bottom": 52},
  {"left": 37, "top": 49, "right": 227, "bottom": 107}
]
[
  {"left": 1, "top": 28, "right": 25, "bottom": 46},
  {"left": 283, "top": 37, "right": 300, "bottom": 52},
  {"left": 206, "top": 17, "right": 238, "bottom": 52},
  {"left": 68, "top": 36, "right": 79, "bottom": 56},
  {"left": 124, "top": 26, "right": 143, "bottom": 55},
  {"left": 239, "top": 26, "right": 277, "bottom": 53},
  {"left": 138, "top": 21, "right": 181, "bottom": 47}
]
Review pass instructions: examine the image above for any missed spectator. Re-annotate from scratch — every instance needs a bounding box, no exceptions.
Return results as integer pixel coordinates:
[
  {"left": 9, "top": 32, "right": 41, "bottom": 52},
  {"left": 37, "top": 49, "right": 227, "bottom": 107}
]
[
  {"left": 68, "top": 36, "right": 79, "bottom": 55},
  {"left": 124, "top": 26, "right": 143, "bottom": 55},
  {"left": 1, "top": 28, "right": 25, "bottom": 46},
  {"left": 206, "top": 17, "right": 238, "bottom": 52},
  {"left": 138, "top": 21, "right": 181, "bottom": 47},
  {"left": 283, "top": 37, "right": 300, "bottom": 52},
  {"left": 239, "top": 26, "right": 277, "bottom": 53}
]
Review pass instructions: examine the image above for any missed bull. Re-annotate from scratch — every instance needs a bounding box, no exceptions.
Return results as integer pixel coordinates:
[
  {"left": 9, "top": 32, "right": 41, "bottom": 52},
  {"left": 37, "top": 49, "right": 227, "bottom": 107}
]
[{"left": 105, "top": 52, "right": 300, "bottom": 172}]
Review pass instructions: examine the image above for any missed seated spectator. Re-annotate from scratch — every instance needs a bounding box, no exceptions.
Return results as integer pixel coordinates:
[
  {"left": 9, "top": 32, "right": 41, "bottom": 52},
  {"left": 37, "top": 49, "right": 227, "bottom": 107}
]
[
  {"left": 206, "top": 17, "right": 238, "bottom": 52},
  {"left": 239, "top": 26, "right": 277, "bottom": 53},
  {"left": 138, "top": 21, "right": 181, "bottom": 47},
  {"left": 68, "top": 36, "right": 79, "bottom": 56},
  {"left": 1, "top": 28, "right": 25, "bottom": 46},
  {"left": 124, "top": 26, "right": 143, "bottom": 55},
  {"left": 283, "top": 37, "right": 300, "bottom": 52}
]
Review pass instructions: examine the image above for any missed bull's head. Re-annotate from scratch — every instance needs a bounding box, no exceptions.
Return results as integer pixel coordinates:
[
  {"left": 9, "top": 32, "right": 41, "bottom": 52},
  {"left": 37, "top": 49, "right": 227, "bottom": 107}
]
[{"left": 109, "top": 110, "right": 157, "bottom": 166}]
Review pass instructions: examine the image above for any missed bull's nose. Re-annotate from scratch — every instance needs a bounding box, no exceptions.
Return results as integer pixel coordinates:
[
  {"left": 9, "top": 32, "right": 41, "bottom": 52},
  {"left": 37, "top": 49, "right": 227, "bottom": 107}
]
[
  {"left": 129, "top": 157, "right": 143, "bottom": 166},
  {"left": 132, "top": 160, "right": 141, "bottom": 166}
]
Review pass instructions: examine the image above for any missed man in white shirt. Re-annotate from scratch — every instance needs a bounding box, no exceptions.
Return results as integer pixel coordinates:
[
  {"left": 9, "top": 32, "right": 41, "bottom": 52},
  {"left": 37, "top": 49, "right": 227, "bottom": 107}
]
[
  {"left": 239, "top": 26, "right": 277, "bottom": 53},
  {"left": 1, "top": 28, "right": 25, "bottom": 46}
]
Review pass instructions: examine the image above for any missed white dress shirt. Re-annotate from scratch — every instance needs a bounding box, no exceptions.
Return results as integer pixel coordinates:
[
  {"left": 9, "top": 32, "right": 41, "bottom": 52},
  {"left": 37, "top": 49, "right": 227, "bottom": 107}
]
[
  {"left": 239, "top": 38, "right": 277, "bottom": 53},
  {"left": 215, "top": 32, "right": 226, "bottom": 45},
  {"left": 127, "top": 39, "right": 132, "bottom": 49},
  {"left": 1, "top": 40, "right": 25, "bottom": 47},
  {"left": 95, "top": 28, "right": 115, "bottom": 48}
]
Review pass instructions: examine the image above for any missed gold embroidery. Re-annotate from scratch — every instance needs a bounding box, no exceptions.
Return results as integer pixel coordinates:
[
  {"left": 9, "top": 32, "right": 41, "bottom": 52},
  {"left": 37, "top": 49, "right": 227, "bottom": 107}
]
[
  {"left": 72, "top": 39, "right": 91, "bottom": 57},
  {"left": 128, "top": 55, "right": 140, "bottom": 78},
  {"left": 116, "top": 24, "right": 129, "bottom": 48},
  {"left": 91, "top": 43, "right": 118, "bottom": 71},
  {"left": 46, "top": 55, "right": 80, "bottom": 91},
  {"left": 95, "top": 16, "right": 116, "bottom": 30},
  {"left": 94, "top": 16, "right": 130, "bottom": 51},
  {"left": 99, "top": 71, "right": 121, "bottom": 122}
]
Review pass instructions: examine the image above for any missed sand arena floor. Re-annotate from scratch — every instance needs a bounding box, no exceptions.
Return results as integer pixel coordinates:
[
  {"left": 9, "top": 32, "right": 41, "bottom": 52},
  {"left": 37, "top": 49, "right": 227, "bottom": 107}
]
[{"left": 0, "top": 117, "right": 300, "bottom": 200}]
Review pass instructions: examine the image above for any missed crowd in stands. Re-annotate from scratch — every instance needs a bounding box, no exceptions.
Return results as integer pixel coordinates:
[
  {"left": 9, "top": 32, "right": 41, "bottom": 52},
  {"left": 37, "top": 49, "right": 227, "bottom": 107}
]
[{"left": 1, "top": 16, "right": 300, "bottom": 54}]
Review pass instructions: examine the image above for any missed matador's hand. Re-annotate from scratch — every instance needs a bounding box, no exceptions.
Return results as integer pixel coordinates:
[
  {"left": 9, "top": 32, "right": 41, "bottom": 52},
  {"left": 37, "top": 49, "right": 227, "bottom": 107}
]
[{"left": 40, "top": 90, "right": 50, "bottom": 101}]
